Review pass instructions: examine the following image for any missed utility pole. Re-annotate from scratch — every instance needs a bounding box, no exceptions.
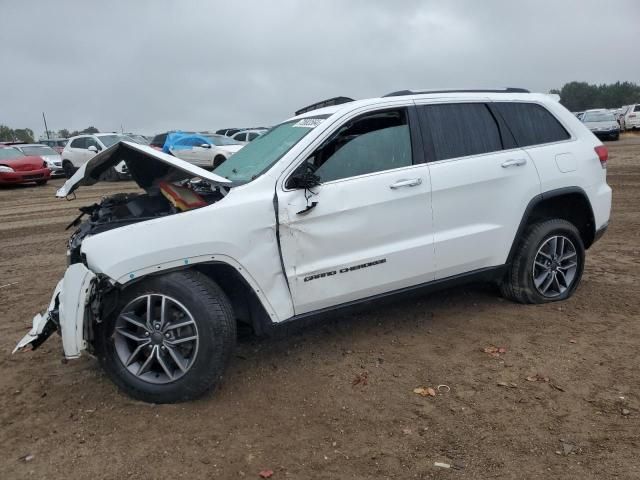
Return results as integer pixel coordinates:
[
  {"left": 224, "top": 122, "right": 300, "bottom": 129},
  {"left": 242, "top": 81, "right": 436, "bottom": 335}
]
[{"left": 42, "top": 112, "right": 50, "bottom": 139}]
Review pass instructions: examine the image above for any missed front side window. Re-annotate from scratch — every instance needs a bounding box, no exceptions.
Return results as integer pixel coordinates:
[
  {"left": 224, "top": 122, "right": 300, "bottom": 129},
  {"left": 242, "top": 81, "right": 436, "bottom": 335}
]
[
  {"left": 494, "top": 102, "right": 570, "bottom": 147},
  {"left": 98, "top": 134, "right": 131, "bottom": 148},
  {"left": 294, "top": 109, "right": 412, "bottom": 184},
  {"left": 70, "top": 137, "right": 87, "bottom": 149},
  {"left": 86, "top": 137, "right": 102, "bottom": 150},
  {"left": 418, "top": 103, "right": 502, "bottom": 161},
  {"left": 212, "top": 116, "right": 327, "bottom": 184}
]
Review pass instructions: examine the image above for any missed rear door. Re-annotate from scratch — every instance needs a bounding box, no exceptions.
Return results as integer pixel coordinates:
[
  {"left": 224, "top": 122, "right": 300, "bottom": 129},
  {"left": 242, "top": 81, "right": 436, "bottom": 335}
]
[
  {"left": 415, "top": 101, "right": 541, "bottom": 279},
  {"left": 277, "top": 106, "right": 435, "bottom": 314}
]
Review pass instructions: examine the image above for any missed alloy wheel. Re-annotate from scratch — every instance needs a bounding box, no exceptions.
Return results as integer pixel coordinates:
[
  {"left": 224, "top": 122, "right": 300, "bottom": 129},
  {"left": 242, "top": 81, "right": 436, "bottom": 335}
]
[
  {"left": 113, "top": 294, "right": 199, "bottom": 384},
  {"left": 532, "top": 235, "right": 579, "bottom": 298}
]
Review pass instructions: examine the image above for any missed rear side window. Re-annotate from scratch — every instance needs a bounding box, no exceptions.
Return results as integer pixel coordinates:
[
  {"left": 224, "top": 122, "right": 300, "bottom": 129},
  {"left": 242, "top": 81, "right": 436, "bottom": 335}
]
[
  {"left": 635, "top": 105, "right": 640, "bottom": 112},
  {"left": 418, "top": 103, "right": 502, "bottom": 161},
  {"left": 494, "top": 102, "right": 570, "bottom": 147},
  {"left": 70, "top": 137, "right": 86, "bottom": 149},
  {"left": 151, "top": 134, "right": 167, "bottom": 147}
]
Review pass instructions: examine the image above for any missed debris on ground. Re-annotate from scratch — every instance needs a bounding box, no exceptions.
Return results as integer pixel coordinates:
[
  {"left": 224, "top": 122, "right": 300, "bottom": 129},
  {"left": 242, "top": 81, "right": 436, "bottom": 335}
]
[
  {"left": 413, "top": 387, "right": 436, "bottom": 397},
  {"left": 436, "top": 384, "right": 451, "bottom": 393},
  {"left": 259, "top": 469, "right": 274, "bottom": 478},
  {"left": 482, "top": 345, "right": 507, "bottom": 357},
  {"left": 526, "top": 373, "right": 564, "bottom": 391},
  {"left": 19, "top": 453, "right": 34, "bottom": 462},
  {"left": 352, "top": 371, "right": 368, "bottom": 386},
  {"left": 622, "top": 408, "right": 631, "bottom": 416},
  {"left": 497, "top": 381, "right": 518, "bottom": 388},
  {"left": 434, "top": 462, "right": 451, "bottom": 469}
]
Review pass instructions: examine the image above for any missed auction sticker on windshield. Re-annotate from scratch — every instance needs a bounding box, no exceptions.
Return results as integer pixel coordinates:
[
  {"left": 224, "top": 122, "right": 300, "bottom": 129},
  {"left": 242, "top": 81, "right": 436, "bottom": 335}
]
[{"left": 293, "top": 118, "right": 325, "bottom": 128}]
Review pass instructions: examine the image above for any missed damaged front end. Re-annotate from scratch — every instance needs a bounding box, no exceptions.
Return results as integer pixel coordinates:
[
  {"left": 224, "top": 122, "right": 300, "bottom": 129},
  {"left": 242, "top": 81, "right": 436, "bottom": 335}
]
[{"left": 14, "top": 141, "right": 232, "bottom": 358}]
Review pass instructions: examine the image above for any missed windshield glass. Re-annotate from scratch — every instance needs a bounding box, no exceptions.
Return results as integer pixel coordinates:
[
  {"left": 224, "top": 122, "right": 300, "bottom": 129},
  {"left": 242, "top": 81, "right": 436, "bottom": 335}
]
[
  {"left": 212, "top": 117, "right": 327, "bottom": 184},
  {"left": 0, "top": 148, "right": 25, "bottom": 160},
  {"left": 582, "top": 112, "right": 615, "bottom": 122},
  {"left": 21, "top": 145, "right": 58, "bottom": 156},
  {"left": 203, "top": 134, "right": 240, "bottom": 146},
  {"left": 99, "top": 134, "right": 133, "bottom": 147}
]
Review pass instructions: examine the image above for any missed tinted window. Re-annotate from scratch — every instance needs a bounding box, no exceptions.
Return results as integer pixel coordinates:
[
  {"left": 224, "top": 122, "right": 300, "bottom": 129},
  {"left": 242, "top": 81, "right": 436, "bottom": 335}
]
[
  {"left": 248, "top": 132, "right": 259, "bottom": 141},
  {"left": 635, "top": 105, "right": 640, "bottom": 112},
  {"left": 419, "top": 103, "right": 502, "bottom": 161},
  {"left": 70, "top": 137, "right": 86, "bottom": 149},
  {"left": 297, "top": 109, "right": 412, "bottom": 183},
  {"left": 150, "top": 133, "right": 167, "bottom": 147},
  {"left": 494, "top": 102, "right": 570, "bottom": 147},
  {"left": 86, "top": 137, "right": 102, "bottom": 150}
]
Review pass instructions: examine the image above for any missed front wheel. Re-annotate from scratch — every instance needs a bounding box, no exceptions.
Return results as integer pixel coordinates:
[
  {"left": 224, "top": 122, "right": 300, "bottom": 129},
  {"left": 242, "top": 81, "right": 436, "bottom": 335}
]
[
  {"left": 500, "top": 219, "right": 585, "bottom": 304},
  {"left": 35, "top": 179, "right": 48, "bottom": 186},
  {"left": 95, "top": 270, "right": 236, "bottom": 403},
  {"left": 62, "top": 160, "right": 75, "bottom": 178}
]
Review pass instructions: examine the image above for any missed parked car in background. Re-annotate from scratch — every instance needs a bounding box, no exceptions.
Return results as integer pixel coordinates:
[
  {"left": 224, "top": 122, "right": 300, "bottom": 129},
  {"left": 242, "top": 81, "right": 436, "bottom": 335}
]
[
  {"left": 581, "top": 109, "right": 620, "bottom": 140},
  {"left": 61, "top": 133, "right": 137, "bottom": 178},
  {"left": 231, "top": 129, "right": 267, "bottom": 144},
  {"left": 0, "top": 146, "right": 51, "bottom": 186},
  {"left": 149, "top": 131, "right": 196, "bottom": 150},
  {"left": 621, "top": 104, "right": 640, "bottom": 131},
  {"left": 572, "top": 111, "right": 584, "bottom": 120},
  {"left": 124, "top": 134, "right": 150, "bottom": 145},
  {"left": 215, "top": 128, "right": 242, "bottom": 137},
  {"left": 40, "top": 138, "right": 68, "bottom": 154},
  {"left": 11, "top": 144, "right": 64, "bottom": 176},
  {"left": 168, "top": 133, "right": 243, "bottom": 168}
]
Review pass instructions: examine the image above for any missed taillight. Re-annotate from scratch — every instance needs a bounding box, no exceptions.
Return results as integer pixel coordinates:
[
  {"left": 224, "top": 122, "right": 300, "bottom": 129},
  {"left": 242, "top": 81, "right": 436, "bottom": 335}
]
[{"left": 594, "top": 145, "right": 608, "bottom": 169}]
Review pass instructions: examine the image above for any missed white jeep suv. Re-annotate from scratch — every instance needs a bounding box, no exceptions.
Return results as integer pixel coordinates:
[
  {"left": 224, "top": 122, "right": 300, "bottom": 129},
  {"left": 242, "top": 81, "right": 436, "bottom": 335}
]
[
  {"left": 15, "top": 88, "right": 611, "bottom": 403},
  {"left": 61, "top": 133, "right": 134, "bottom": 179}
]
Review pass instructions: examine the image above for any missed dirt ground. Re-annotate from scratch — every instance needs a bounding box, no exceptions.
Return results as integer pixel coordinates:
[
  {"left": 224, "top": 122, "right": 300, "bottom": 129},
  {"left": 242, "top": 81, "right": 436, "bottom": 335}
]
[{"left": 1, "top": 135, "right": 639, "bottom": 479}]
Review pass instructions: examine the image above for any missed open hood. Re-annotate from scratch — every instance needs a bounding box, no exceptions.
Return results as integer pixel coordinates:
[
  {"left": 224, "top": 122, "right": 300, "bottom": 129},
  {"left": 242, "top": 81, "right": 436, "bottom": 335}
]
[{"left": 56, "top": 141, "right": 231, "bottom": 198}]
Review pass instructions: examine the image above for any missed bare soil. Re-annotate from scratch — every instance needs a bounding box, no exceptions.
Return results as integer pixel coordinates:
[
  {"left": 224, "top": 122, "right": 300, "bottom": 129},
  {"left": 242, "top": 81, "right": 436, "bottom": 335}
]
[{"left": 1, "top": 136, "right": 639, "bottom": 479}]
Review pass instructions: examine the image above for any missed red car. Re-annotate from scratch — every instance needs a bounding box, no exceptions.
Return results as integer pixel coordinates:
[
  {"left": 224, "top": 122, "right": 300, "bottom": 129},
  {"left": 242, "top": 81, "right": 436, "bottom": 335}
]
[{"left": 0, "top": 146, "right": 51, "bottom": 186}]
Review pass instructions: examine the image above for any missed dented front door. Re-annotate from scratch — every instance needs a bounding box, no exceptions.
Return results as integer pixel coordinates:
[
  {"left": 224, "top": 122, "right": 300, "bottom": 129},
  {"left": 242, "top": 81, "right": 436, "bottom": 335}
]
[{"left": 277, "top": 164, "right": 434, "bottom": 315}]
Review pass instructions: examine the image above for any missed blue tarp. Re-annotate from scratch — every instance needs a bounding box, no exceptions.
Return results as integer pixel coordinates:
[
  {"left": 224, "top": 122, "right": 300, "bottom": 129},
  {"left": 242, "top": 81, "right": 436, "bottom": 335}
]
[{"left": 162, "top": 132, "right": 213, "bottom": 153}]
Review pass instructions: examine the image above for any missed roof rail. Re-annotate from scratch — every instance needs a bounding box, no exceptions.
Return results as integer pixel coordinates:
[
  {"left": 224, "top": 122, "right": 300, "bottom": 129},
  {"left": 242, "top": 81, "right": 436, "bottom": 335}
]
[
  {"left": 295, "top": 96, "right": 355, "bottom": 116},
  {"left": 382, "top": 88, "right": 530, "bottom": 98}
]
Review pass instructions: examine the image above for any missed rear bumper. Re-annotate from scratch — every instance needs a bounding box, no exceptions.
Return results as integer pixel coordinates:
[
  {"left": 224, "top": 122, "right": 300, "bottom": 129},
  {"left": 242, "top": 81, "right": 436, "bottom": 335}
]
[
  {"left": 13, "top": 264, "right": 96, "bottom": 359},
  {"left": 0, "top": 168, "right": 51, "bottom": 184}
]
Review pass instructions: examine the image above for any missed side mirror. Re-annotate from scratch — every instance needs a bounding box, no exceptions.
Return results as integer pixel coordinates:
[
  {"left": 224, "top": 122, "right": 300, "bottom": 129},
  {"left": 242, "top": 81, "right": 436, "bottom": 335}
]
[
  {"left": 87, "top": 145, "right": 98, "bottom": 153},
  {"left": 200, "top": 143, "right": 212, "bottom": 149},
  {"left": 286, "top": 163, "right": 321, "bottom": 190}
]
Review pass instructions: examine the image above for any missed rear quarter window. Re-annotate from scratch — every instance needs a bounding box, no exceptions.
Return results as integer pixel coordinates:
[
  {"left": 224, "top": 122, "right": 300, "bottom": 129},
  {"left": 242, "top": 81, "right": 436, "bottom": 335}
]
[
  {"left": 494, "top": 102, "right": 570, "bottom": 147},
  {"left": 634, "top": 105, "right": 640, "bottom": 112}
]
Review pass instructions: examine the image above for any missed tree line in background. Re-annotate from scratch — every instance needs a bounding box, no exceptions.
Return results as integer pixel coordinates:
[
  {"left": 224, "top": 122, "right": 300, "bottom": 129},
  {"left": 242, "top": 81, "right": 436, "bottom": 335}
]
[
  {"left": 0, "top": 125, "right": 99, "bottom": 143},
  {"left": 550, "top": 81, "right": 640, "bottom": 112}
]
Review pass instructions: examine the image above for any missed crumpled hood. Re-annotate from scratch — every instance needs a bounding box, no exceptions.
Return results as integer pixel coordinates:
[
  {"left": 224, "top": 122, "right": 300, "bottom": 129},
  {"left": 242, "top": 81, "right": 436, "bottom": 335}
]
[{"left": 56, "top": 141, "right": 231, "bottom": 198}]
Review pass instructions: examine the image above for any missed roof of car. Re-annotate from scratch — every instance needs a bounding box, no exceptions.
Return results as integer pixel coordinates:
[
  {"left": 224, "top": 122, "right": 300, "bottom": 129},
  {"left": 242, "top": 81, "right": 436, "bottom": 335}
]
[{"left": 289, "top": 90, "right": 555, "bottom": 122}]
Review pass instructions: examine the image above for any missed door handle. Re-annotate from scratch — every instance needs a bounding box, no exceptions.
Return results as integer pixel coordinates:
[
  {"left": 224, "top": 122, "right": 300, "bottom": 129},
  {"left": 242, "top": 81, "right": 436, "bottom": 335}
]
[
  {"left": 501, "top": 158, "right": 527, "bottom": 168},
  {"left": 389, "top": 178, "right": 422, "bottom": 189}
]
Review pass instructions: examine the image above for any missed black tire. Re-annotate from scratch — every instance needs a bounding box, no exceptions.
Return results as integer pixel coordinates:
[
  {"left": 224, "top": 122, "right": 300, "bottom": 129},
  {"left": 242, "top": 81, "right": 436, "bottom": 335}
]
[
  {"left": 100, "top": 166, "right": 120, "bottom": 182},
  {"left": 62, "top": 160, "right": 75, "bottom": 178},
  {"left": 35, "top": 179, "right": 48, "bottom": 186},
  {"left": 500, "top": 219, "right": 585, "bottom": 304},
  {"left": 213, "top": 155, "right": 226, "bottom": 168},
  {"left": 95, "top": 270, "right": 236, "bottom": 403}
]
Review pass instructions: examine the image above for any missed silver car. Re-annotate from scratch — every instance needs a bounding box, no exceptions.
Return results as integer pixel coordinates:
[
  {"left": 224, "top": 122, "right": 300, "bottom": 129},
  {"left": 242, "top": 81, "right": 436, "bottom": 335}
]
[
  {"left": 12, "top": 144, "right": 64, "bottom": 176},
  {"left": 580, "top": 110, "right": 620, "bottom": 141}
]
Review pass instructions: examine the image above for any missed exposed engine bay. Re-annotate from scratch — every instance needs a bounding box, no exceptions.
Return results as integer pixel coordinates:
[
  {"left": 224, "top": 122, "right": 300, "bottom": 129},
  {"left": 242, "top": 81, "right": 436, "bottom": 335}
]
[{"left": 67, "top": 180, "right": 226, "bottom": 264}]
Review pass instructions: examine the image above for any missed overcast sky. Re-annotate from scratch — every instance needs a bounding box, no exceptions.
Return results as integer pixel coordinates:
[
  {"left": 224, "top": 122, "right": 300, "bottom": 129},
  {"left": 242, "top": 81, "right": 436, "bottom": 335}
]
[{"left": 1, "top": 0, "right": 638, "bottom": 137}]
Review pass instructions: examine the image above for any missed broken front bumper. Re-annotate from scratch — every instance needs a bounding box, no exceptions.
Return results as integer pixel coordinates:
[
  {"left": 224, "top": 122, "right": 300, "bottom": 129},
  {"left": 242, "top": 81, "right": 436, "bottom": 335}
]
[{"left": 13, "top": 263, "right": 96, "bottom": 359}]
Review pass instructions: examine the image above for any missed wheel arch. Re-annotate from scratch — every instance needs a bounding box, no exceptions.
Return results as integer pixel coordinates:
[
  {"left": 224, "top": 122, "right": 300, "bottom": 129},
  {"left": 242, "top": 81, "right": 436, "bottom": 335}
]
[
  {"left": 112, "top": 258, "right": 275, "bottom": 336},
  {"left": 507, "top": 187, "right": 596, "bottom": 264}
]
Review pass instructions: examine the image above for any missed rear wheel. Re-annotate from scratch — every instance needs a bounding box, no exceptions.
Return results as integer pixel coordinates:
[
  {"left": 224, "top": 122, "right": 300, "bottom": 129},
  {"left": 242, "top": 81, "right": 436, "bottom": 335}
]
[
  {"left": 500, "top": 219, "right": 585, "bottom": 304},
  {"left": 95, "top": 270, "right": 236, "bottom": 403}
]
